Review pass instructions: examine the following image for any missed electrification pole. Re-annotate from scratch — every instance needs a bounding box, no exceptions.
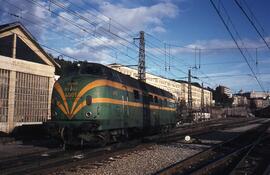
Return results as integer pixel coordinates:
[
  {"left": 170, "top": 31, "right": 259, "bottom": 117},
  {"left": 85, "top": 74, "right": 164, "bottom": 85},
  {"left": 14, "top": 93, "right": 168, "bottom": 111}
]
[
  {"left": 135, "top": 31, "right": 146, "bottom": 82},
  {"left": 201, "top": 83, "right": 204, "bottom": 112},
  {"left": 188, "top": 69, "right": 192, "bottom": 110}
]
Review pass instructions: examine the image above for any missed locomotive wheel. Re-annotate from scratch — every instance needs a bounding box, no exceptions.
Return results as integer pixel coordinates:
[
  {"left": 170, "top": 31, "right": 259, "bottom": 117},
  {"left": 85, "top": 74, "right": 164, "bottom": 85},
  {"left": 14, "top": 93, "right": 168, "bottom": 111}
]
[
  {"left": 60, "top": 127, "right": 70, "bottom": 150},
  {"left": 88, "top": 132, "right": 110, "bottom": 147},
  {"left": 96, "top": 135, "right": 107, "bottom": 147},
  {"left": 60, "top": 127, "right": 68, "bottom": 144}
]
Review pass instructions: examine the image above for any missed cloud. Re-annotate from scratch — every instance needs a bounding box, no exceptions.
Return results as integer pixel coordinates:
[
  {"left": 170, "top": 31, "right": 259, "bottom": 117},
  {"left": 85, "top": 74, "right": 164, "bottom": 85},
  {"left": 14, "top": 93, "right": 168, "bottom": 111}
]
[
  {"left": 98, "top": 1, "right": 179, "bottom": 33},
  {"left": 0, "top": 0, "right": 53, "bottom": 37},
  {"left": 78, "top": 36, "right": 120, "bottom": 47},
  {"left": 61, "top": 46, "right": 113, "bottom": 64},
  {"left": 152, "top": 26, "right": 166, "bottom": 33},
  {"left": 0, "top": 0, "right": 180, "bottom": 64},
  {"left": 199, "top": 68, "right": 270, "bottom": 92}
]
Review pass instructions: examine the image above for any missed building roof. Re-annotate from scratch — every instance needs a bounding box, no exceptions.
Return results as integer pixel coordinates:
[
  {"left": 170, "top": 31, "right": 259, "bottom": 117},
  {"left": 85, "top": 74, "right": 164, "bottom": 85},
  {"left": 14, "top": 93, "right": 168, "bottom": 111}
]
[
  {"left": 0, "top": 22, "right": 60, "bottom": 68},
  {"left": 0, "top": 23, "right": 12, "bottom": 30}
]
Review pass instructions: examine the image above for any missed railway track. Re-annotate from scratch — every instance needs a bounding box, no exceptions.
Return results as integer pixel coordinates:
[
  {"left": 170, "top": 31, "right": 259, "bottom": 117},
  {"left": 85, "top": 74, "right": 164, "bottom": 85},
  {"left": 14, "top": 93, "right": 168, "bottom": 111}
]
[
  {"left": 0, "top": 140, "right": 141, "bottom": 175},
  {"left": 155, "top": 117, "right": 263, "bottom": 143},
  {"left": 0, "top": 118, "right": 264, "bottom": 175},
  {"left": 230, "top": 132, "right": 270, "bottom": 175},
  {"left": 154, "top": 120, "right": 270, "bottom": 175}
]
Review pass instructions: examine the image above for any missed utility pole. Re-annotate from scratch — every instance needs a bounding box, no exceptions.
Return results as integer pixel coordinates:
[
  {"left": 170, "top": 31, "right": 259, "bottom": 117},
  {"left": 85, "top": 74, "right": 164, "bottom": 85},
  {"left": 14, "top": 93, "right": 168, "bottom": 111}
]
[
  {"left": 201, "top": 83, "right": 204, "bottom": 112},
  {"left": 134, "top": 31, "right": 146, "bottom": 82},
  {"left": 188, "top": 69, "right": 192, "bottom": 111}
]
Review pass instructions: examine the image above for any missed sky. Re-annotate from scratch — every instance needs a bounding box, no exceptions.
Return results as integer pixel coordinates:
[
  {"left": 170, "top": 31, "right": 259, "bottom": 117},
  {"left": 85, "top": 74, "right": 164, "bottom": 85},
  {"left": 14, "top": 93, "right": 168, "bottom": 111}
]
[{"left": 0, "top": 0, "right": 270, "bottom": 92}]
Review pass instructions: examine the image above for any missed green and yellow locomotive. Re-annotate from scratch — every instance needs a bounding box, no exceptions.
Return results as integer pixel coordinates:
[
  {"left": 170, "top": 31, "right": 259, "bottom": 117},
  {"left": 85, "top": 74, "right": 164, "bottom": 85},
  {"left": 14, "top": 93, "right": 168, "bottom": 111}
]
[{"left": 48, "top": 63, "right": 177, "bottom": 145}]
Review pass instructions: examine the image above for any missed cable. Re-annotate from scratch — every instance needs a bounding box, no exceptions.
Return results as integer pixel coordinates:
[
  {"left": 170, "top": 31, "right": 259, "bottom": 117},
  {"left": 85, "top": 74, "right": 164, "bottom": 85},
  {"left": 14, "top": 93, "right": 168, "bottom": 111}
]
[
  {"left": 5, "top": 0, "right": 215, "bottom": 86},
  {"left": 145, "top": 34, "right": 218, "bottom": 86},
  {"left": 24, "top": 0, "right": 140, "bottom": 63},
  {"left": 64, "top": 0, "right": 136, "bottom": 39},
  {"left": 210, "top": 0, "right": 265, "bottom": 92},
  {"left": 242, "top": 0, "right": 266, "bottom": 34},
  {"left": 199, "top": 72, "right": 270, "bottom": 78},
  {"left": 234, "top": 0, "right": 270, "bottom": 51},
  {"left": 0, "top": 8, "right": 136, "bottom": 65},
  {"left": 30, "top": 0, "right": 175, "bottom": 77}
]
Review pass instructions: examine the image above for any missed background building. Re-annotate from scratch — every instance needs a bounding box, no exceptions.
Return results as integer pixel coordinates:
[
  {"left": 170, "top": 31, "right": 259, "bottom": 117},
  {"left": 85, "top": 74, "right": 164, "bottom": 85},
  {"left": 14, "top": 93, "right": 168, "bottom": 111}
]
[
  {"left": 216, "top": 85, "right": 232, "bottom": 98},
  {"left": 213, "top": 85, "right": 233, "bottom": 107},
  {"left": 232, "top": 95, "right": 249, "bottom": 107},
  {"left": 242, "top": 91, "right": 270, "bottom": 109},
  {"left": 179, "top": 81, "right": 212, "bottom": 109},
  {"left": 108, "top": 63, "right": 212, "bottom": 109},
  {"left": 242, "top": 91, "right": 270, "bottom": 99},
  {"left": 0, "top": 22, "right": 59, "bottom": 133}
]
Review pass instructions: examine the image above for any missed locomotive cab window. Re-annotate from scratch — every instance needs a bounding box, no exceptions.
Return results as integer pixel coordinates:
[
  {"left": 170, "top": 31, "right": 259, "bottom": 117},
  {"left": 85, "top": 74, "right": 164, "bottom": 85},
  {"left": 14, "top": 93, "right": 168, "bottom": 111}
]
[
  {"left": 80, "top": 65, "right": 104, "bottom": 75},
  {"left": 86, "top": 95, "right": 92, "bottom": 105},
  {"left": 134, "top": 90, "right": 139, "bottom": 99}
]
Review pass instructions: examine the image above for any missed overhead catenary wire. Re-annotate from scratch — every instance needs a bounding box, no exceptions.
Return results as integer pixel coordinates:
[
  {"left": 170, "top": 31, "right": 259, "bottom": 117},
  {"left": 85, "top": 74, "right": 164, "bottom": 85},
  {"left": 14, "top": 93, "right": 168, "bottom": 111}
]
[
  {"left": 144, "top": 30, "right": 266, "bottom": 87},
  {"left": 146, "top": 41, "right": 219, "bottom": 86},
  {"left": 4, "top": 0, "right": 181, "bottom": 79},
  {"left": 197, "top": 72, "right": 270, "bottom": 78},
  {"left": 63, "top": 0, "right": 262, "bottom": 89},
  {"left": 23, "top": 0, "right": 142, "bottom": 63},
  {"left": 41, "top": 0, "right": 181, "bottom": 77},
  {"left": 1, "top": 0, "right": 85, "bottom": 39},
  {"left": 64, "top": 0, "right": 137, "bottom": 39},
  {"left": 3, "top": 0, "right": 220, "bottom": 86},
  {"left": 144, "top": 15, "right": 268, "bottom": 86},
  {"left": 58, "top": 0, "right": 197, "bottom": 79},
  {"left": 0, "top": 5, "right": 136, "bottom": 66},
  {"left": 216, "top": 0, "right": 256, "bottom": 65},
  {"left": 209, "top": 0, "right": 265, "bottom": 92},
  {"left": 242, "top": 0, "right": 266, "bottom": 35},
  {"left": 234, "top": 0, "right": 270, "bottom": 51}
]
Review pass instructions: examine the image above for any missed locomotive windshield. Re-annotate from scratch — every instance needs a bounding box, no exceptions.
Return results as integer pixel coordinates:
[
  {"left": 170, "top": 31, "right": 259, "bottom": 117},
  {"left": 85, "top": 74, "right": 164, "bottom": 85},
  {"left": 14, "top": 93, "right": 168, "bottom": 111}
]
[
  {"left": 80, "top": 64, "right": 104, "bottom": 76},
  {"left": 62, "top": 64, "right": 80, "bottom": 75}
]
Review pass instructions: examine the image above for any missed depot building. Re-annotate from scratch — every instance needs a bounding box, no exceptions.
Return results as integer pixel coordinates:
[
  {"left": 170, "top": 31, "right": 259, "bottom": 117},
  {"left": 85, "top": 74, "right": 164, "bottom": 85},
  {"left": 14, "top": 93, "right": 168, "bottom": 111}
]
[{"left": 0, "top": 22, "right": 59, "bottom": 133}]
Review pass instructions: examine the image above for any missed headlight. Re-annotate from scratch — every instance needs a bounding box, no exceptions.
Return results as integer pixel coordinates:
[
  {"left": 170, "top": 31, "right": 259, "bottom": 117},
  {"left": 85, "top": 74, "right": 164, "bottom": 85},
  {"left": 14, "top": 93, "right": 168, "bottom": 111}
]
[{"left": 85, "top": 112, "right": 92, "bottom": 118}]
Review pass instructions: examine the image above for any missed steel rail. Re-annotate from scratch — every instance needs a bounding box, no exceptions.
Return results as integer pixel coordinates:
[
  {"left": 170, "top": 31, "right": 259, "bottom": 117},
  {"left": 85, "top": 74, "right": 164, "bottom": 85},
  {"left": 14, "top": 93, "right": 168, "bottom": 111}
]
[{"left": 154, "top": 121, "right": 270, "bottom": 175}]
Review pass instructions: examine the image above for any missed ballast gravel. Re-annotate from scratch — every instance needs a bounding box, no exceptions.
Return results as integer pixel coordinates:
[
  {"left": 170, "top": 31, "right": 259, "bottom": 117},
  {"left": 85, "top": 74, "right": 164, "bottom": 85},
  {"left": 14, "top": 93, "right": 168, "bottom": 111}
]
[{"left": 58, "top": 144, "right": 202, "bottom": 175}]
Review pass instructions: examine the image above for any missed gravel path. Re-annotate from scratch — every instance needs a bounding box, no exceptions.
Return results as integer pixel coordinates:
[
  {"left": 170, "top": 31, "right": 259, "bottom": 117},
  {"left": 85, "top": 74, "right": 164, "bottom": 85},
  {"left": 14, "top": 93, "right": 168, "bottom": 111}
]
[{"left": 55, "top": 144, "right": 202, "bottom": 175}]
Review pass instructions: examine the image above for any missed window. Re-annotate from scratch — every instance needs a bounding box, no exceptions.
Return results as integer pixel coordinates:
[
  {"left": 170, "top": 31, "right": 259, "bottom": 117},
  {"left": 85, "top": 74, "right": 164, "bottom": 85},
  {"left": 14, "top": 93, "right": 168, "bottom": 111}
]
[
  {"left": 0, "top": 35, "right": 14, "bottom": 58},
  {"left": 149, "top": 95, "right": 153, "bottom": 102},
  {"left": 63, "top": 64, "right": 80, "bottom": 75},
  {"left": 164, "top": 99, "right": 167, "bottom": 106},
  {"left": 80, "top": 65, "right": 103, "bottom": 75},
  {"left": 134, "top": 90, "right": 139, "bottom": 99},
  {"left": 154, "top": 96, "right": 158, "bottom": 103},
  {"left": 86, "top": 95, "right": 92, "bottom": 105}
]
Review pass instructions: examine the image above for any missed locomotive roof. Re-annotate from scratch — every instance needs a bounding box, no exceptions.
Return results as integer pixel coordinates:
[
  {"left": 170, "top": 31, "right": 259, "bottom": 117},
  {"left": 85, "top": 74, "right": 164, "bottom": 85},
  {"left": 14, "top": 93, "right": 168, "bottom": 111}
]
[{"left": 79, "top": 62, "right": 174, "bottom": 99}]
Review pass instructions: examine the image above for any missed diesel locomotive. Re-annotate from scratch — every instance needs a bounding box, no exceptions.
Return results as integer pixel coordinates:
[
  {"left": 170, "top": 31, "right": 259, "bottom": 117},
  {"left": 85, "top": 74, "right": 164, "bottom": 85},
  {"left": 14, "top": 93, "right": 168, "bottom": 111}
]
[{"left": 47, "top": 62, "right": 177, "bottom": 146}]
